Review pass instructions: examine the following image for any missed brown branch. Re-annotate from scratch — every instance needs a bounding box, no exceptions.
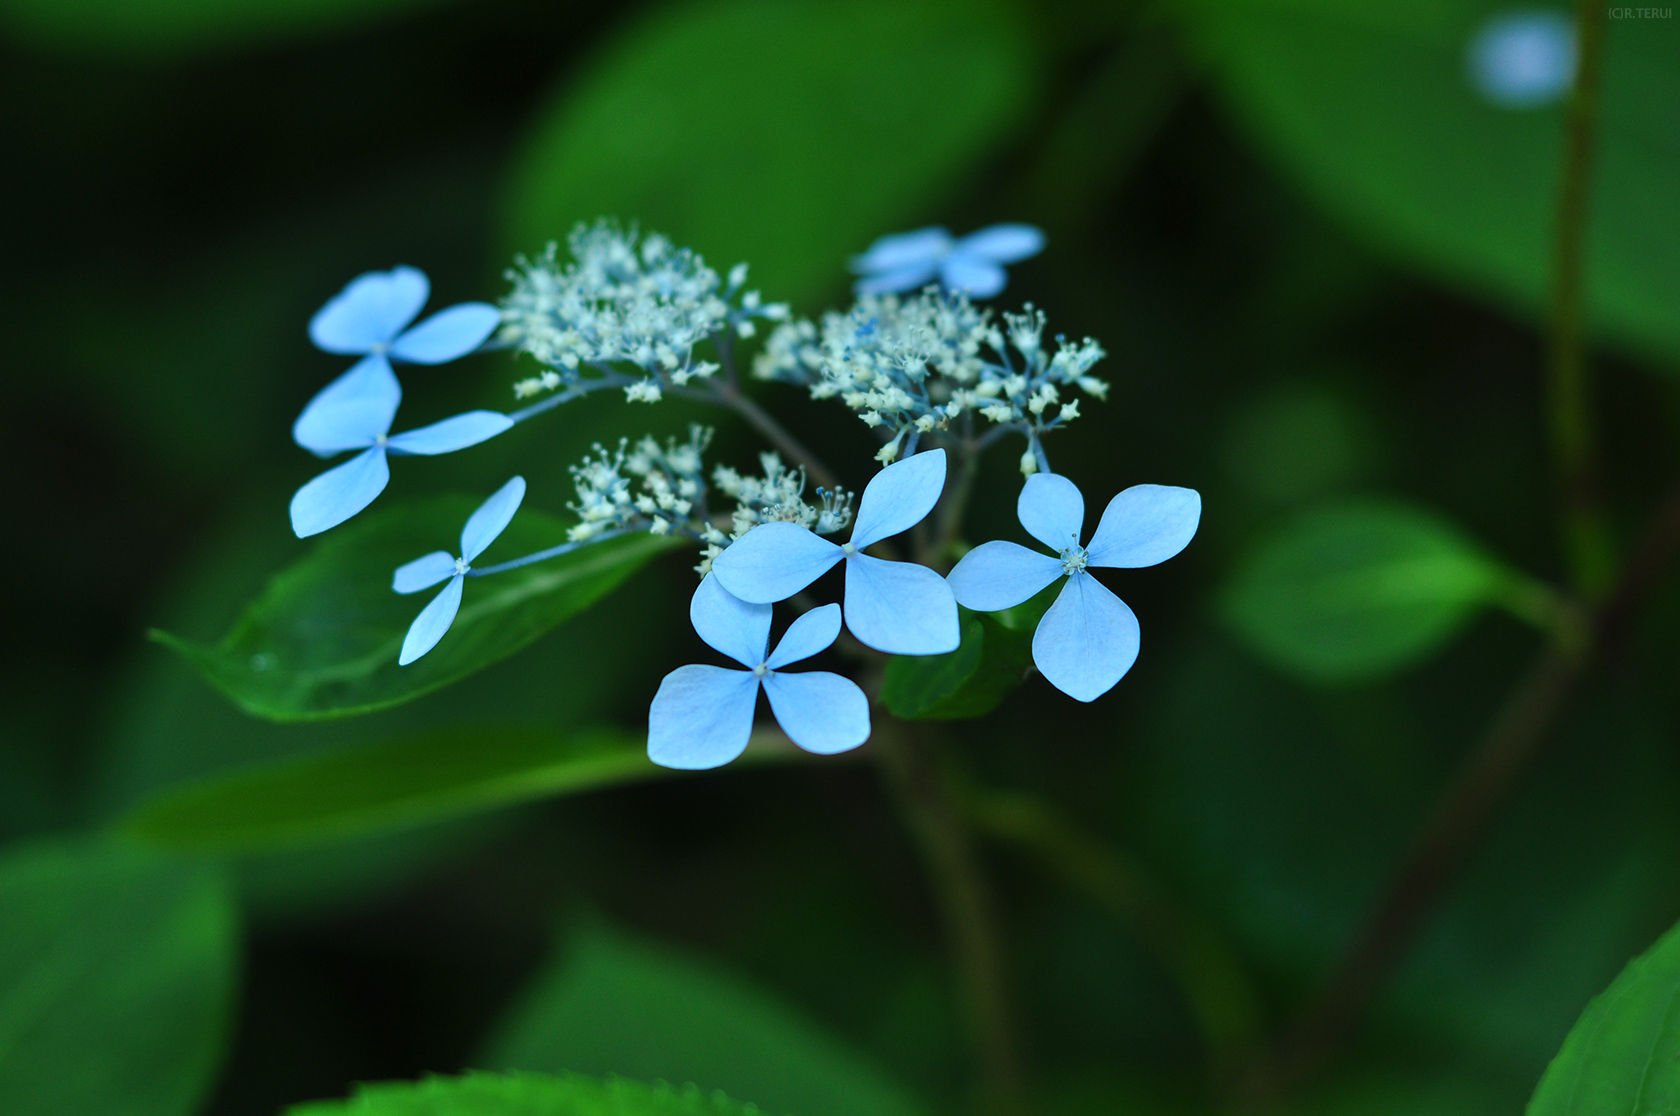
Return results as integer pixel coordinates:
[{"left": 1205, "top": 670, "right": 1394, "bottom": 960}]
[{"left": 1244, "top": 469, "right": 1680, "bottom": 1100}]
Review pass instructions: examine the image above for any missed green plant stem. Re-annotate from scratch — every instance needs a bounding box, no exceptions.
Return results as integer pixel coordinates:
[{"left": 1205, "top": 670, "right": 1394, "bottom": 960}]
[
  {"left": 1549, "top": 0, "right": 1612, "bottom": 595},
  {"left": 703, "top": 380, "right": 840, "bottom": 491},
  {"left": 873, "top": 731, "right": 1026, "bottom": 1113},
  {"left": 962, "top": 787, "right": 1262, "bottom": 1078},
  {"left": 930, "top": 438, "right": 982, "bottom": 568},
  {"left": 1244, "top": 470, "right": 1680, "bottom": 1100}
]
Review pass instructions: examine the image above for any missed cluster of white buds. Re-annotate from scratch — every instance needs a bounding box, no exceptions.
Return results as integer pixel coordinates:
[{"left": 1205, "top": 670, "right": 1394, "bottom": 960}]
[
  {"left": 503, "top": 221, "right": 789, "bottom": 404},
  {"left": 566, "top": 425, "right": 714, "bottom": 543},
  {"left": 692, "top": 453, "right": 854, "bottom": 576},
  {"left": 753, "top": 288, "right": 1107, "bottom": 469}
]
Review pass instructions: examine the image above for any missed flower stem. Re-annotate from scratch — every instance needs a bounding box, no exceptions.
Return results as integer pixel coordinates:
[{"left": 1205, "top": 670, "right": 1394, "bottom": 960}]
[
  {"left": 929, "top": 439, "right": 982, "bottom": 569},
  {"left": 961, "top": 785, "right": 1262, "bottom": 1078},
  {"left": 465, "top": 530, "right": 626, "bottom": 575},
  {"left": 873, "top": 730, "right": 1026, "bottom": 1113},
  {"left": 698, "top": 380, "right": 841, "bottom": 491},
  {"left": 1548, "top": 0, "right": 1613, "bottom": 595}
]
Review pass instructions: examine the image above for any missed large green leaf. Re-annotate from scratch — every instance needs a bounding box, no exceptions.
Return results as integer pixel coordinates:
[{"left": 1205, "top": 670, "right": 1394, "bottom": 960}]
[
  {"left": 290, "top": 1071, "right": 769, "bottom": 1116},
  {"left": 154, "top": 496, "right": 684, "bottom": 721},
  {"left": 0, "top": 0, "right": 454, "bottom": 55},
  {"left": 505, "top": 0, "right": 1037, "bottom": 307},
  {"left": 1183, "top": 0, "right": 1680, "bottom": 363},
  {"left": 1221, "top": 498, "right": 1512, "bottom": 682},
  {"left": 880, "top": 610, "right": 1033, "bottom": 720},
  {"left": 1527, "top": 917, "right": 1680, "bottom": 1116},
  {"left": 125, "top": 726, "right": 664, "bottom": 852},
  {"left": 485, "top": 923, "right": 926, "bottom": 1116},
  {"left": 0, "top": 839, "right": 238, "bottom": 1116}
]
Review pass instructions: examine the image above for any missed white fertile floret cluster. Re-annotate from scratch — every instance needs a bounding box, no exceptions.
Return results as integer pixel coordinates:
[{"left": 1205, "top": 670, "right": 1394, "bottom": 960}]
[
  {"left": 753, "top": 288, "right": 1107, "bottom": 467},
  {"left": 566, "top": 426, "right": 714, "bottom": 543},
  {"left": 693, "top": 454, "right": 854, "bottom": 577},
  {"left": 565, "top": 429, "right": 854, "bottom": 578},
  {"left": 503, "top": 221, "right": 788, "bottom": 403}
]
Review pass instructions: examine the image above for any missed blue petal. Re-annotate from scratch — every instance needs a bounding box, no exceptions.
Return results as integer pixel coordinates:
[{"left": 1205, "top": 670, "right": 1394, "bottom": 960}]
[
  {"left": 766, "top": 603, "right": 841, "bottom": 669},
  {"left": 460, "top": 476, "right": 526, "bottom": 563},
  {"left": 710, "top": 522, "right": 843, "bottom": 604},
  {"left": 853, "top": 260, "right": 942, "bottom": 296},
  {"left": 947, "top": 540, "right": 1064, "bottom": 612},
  {"left": 389, "top": 303, "right": 502, "bottom": 364},
  {"left": 1085, "top": 485, "right": 1202, "bottom": 569},
  {"left": 1032, "top": 571, "right": 1140, "bottom": 702},
  {"left": 849, "top": 227, "right": 953, "bottom": 274},
  {"left": 292, "top": 354, "right": 400, "bottom": 456},
  {"left": 398, "top": 574, "right": 464, "bottom": 665},
  {"left": 289, "top": 446, "right": 390, "bottom": 538},
  {"left": 851, "top": 448, "right": 946, "bottom": 549},
  {"left": 690, "top": 574, "right": 772, "bottom": 669},
  {"left": 386, "top": 411, "right": 513, "bottom": 455},
  {"left": 309, "top": 266, "right": 429, "bottom": 354},
  {"left": 843, "top": 553, "right": 960, "bottom": 655},
  {"left": 647, "top": 665, "right": 760, "bottom": 770},
  {"left": 1017, "top": 473, "right": 1084, "bottom": 553},
  {"left": 940, "top": 254, "right": 1008, "bottom": 298},
  {"left": 953, "top": 224, "right": 1044, "bottom": 264},
  {"left": 762, "top": 671, "right": 870, "bottom": 755},
  {"left": 393, "top": 551, "right": 458, "bottom": 594}
]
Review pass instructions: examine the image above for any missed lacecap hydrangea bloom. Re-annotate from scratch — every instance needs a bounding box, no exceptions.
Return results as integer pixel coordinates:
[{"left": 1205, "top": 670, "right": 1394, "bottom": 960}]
[
  {"left": 851, "top": 224, "right": 1044, "bottom": 298},
  {"left": 649, "top": 576, "right": 870, "bottom": 769},
  {"left": 712, "top": 449, "right": 959, "bottom": 655},
  {"left": 392, "top": 476, "right": 526, "bottom": 665},
  {"left": 948, "top": 474, "right": 1201, "bottom": 701},
  {"left": 291, "top": 267, "right": 510, "bottom": 537}
]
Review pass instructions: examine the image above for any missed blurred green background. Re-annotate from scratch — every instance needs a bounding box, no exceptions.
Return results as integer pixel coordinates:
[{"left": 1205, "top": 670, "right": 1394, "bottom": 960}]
[{"left": 3, "top": 0, "right": 1680, "bottom": 1113}]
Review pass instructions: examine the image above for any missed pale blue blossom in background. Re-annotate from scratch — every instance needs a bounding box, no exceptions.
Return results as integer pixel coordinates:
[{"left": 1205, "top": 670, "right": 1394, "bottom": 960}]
[
  {"left": 850, "top": 224, "right": 1044, "bottom": 299},
  {"left": 711, "top": 449, "right": 960, "bottom": 656},
  {"left": 948, "top": 474, "right": 1201, "bottom": 701},
  {"left": 392, "top": 476, "right": 526, "bottom": 665},
  {"left": 648, "top": 576, "right": 870, "bottom": 770},
  {"left": 1467, "top": 10, "right": 1576, "bottom": 108}
]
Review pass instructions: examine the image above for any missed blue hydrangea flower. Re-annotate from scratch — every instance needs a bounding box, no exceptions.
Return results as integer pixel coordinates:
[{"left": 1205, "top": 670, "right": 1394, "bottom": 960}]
[
  {"left": 1467, "top": 10, "right": 1576, "bottom": 108},
  {"left": 391, "top": 476, "right": 525, "bottom": 665},
  {"left": 648, "top": 576, "right": 870, "bottom": 770},
  {"left": 290, "top": 267, "right": 511, "bottom": 538},
  {"left": 850, "top": 224, "right": 1045, "bottom": 299},
  {"left": 308, "top": 265, "right": 501, "bottom": 375},
  {"left": 710, "top": 449, "right": 960, "bottom": 656},
  {"left": 947, "top": 474, "right": 1201, "bottom": 702}
]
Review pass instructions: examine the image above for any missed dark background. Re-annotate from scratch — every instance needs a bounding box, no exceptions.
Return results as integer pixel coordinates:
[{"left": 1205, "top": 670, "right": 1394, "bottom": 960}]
[{"left": 3, "top": 0, "right": 1679, "bottom": 1113}]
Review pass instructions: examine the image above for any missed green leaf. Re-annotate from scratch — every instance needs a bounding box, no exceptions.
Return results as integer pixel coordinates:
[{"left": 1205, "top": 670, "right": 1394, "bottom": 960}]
[
  {"left": 880, "top": 610, "right": 1033, "bottom": 720},
  {"left": 1181, "top": 0, "right": 1680, "bottom": 363},
  {"left": 0, "top": 0, "right": 455, "bottom": 56},
  {"left": 289, "top": 1071, "right": 770, "bottom": 1116},
  {"left": 0, "top": 839, "right": 238, "bottom": 1116},
  {"left": 1221, "top": 498, "right": 1511, "bottom": 682},
  {"left": 484, "top": 923, "right": 926, "bottom": 1116},
  {"left": 124, "top": 726, "right": 665, "bottom": 852},
  {"left": 153, "top": 495, "right": 685, "bottom": 721},
  {"left": 505, "top": 0, "right": 1036, "bottom": 307},
  {"left": 1527, "top": 917, "right": 1680, "bottom": 1116}
]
